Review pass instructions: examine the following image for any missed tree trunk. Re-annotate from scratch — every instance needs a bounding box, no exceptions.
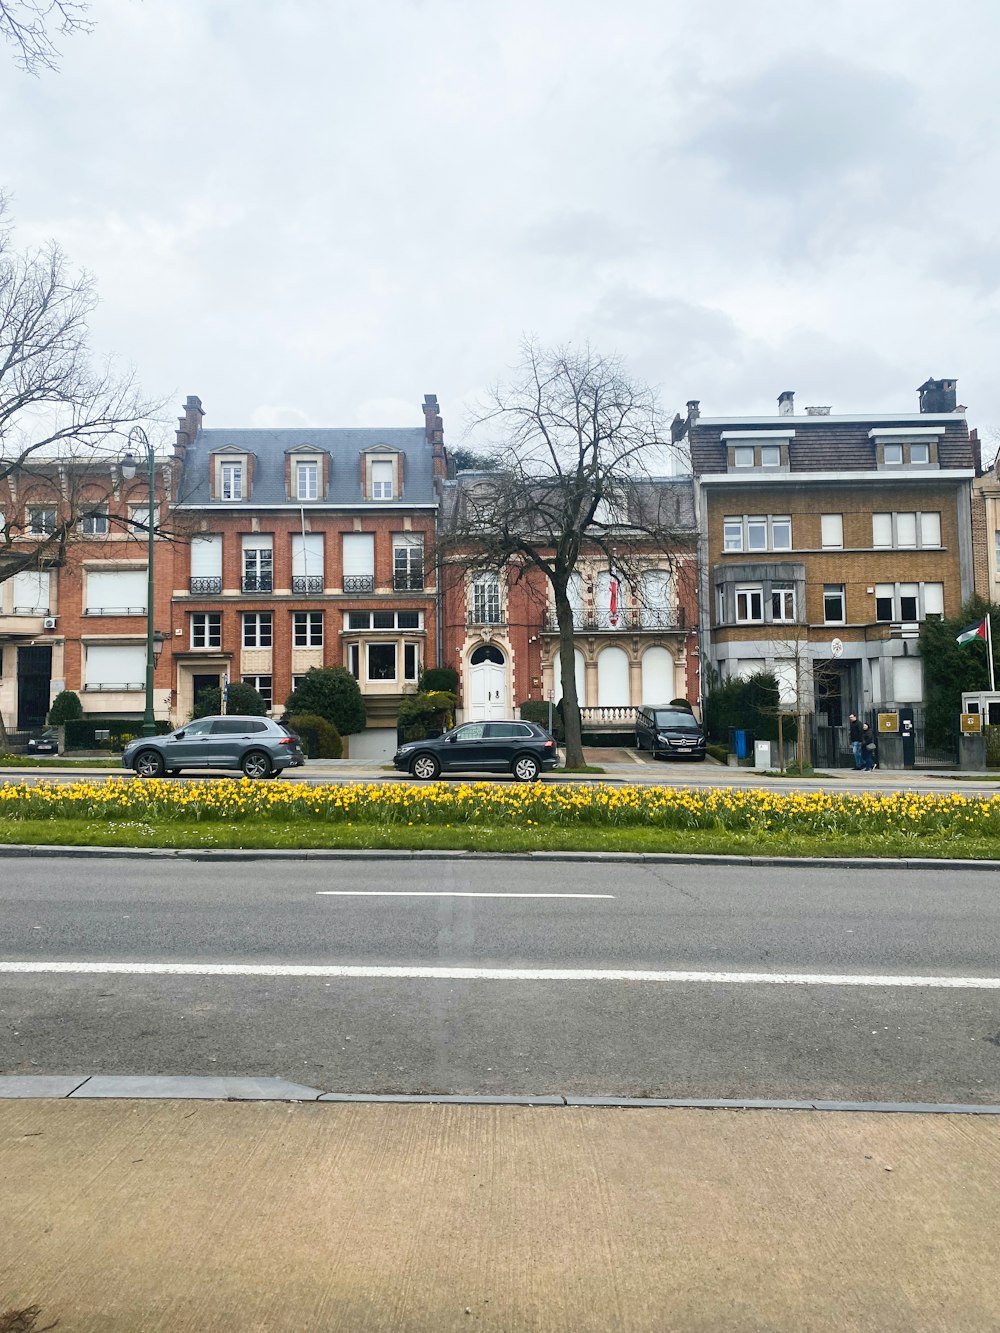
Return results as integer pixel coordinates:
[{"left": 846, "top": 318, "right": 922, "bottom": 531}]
[{"left": 554, "top": 585, "right": 585, "bottom": 768}]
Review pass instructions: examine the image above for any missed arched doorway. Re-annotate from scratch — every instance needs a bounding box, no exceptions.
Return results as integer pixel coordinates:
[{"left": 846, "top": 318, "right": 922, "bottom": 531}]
[
  {"left": 597, "top": 645, "right": 630, "bottom": 706},
  {"left": 467, "top": 644, "right": 507, "bottom": 721}
]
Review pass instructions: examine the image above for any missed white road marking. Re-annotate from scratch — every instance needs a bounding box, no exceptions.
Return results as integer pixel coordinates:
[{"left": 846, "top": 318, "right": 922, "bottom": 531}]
[
  {"left": 314, "top": 891, "right": 615, "bottom": 899},
  {"left": 1, "top": 961, "right": 999, "bottom": 988}
]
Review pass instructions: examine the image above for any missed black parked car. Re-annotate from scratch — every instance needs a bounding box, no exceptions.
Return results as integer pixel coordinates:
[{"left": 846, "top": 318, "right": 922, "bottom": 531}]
[
  {"left": 394, "top": 720, "right": 559, "bottom": 782},
  {"left": 635, "top": 704, "right": 706, "bottom": 760},
  {"left": 27, "top": 731, "right": 60, "bottom": 755}
]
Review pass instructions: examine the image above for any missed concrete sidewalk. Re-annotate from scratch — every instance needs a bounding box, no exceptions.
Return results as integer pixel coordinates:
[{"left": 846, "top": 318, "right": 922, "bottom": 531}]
[{"left": 3, "top": 1101, "right": 998, "bottom": 1332}]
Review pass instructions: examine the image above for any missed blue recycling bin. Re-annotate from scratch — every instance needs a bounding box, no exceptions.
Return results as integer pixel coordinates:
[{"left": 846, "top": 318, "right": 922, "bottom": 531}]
[{"left": 734, "top": 729, "right": 750, "bottom": 760}]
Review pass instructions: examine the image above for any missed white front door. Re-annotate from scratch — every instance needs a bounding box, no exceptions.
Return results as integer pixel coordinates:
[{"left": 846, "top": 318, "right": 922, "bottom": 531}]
[{"left": 467, "top": 645, "right": 507, "bottom": 721}]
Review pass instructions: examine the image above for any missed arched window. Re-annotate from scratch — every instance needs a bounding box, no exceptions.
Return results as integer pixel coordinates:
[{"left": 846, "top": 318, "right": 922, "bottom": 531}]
[
  {"left": 641, "top": 646, "right": 675, "bottom": 703},
  {"left": 597, "top": 646, "right": 630, "bottom": 706},
  {"left": 470, "top": 644, "right": 505, "bottom": 666},
  {"left": 553, "top": 648, "right": 586, "bottom": 704}
]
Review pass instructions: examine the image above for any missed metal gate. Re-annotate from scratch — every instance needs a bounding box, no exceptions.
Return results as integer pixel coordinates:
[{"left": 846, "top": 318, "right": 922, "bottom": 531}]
[{"left": 16, "top": 645, "right": 52, "bottom": 729}]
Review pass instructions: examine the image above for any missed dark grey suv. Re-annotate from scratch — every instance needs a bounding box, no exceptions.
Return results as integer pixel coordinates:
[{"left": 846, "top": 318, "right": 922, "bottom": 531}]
[
  {"left": 122, "top": 716, "right": 305, "bottom": 779},
  {"left": 394, "top": 720, "right": 558, "bottom": 781}
]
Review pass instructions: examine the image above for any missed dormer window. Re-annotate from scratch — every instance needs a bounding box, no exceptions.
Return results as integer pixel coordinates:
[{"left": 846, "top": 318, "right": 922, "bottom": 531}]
[
  {"left": 760, "top": 446, "right": 782, "bottom": 467},
  {"left": 296, "top": 460, "right": 318, "bottom": 501},
  {"left": 372, "top": 460, "right": 393, "bottom": 499},
  {"left": 221, "top": 461, "right": 243, "bottom": 500},
  {"left": 722, "top": 431, "right": 793, "bottom": 472},
  {"left": 871, "top": 430, "right": 939, "bottom": 469},
  {"left": 733, "top": 447, "right": 754, "bottom": 468}
]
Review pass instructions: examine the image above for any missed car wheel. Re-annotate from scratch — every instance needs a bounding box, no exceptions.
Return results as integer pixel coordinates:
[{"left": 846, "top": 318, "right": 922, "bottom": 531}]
[
  {"left": 512, "top": 753, "right": 541, "bottom": 782},
  {"left": 410, "top": 753, "right": 440, "bottom": 780},
  {"left": 134, "top": 749, "right": 164, "bottom": 779},
  {"left": 241, "top": 750, "right": 272, "bottom": 780}
]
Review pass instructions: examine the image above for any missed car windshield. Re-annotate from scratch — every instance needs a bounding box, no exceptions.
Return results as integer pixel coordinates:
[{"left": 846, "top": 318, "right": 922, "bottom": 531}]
[{"left": 653, "top": 710, "right": 700, "bottom": 730}]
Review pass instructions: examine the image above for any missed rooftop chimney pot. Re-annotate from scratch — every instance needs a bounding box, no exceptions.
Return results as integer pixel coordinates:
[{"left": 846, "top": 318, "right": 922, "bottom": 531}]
[
  {"left": 918, "top": 378, "right": 957, "bottom": 413},
  {"left": 805, "top": 405, "right": 832, "bottom": 416},
  {"left": 778, "top": 390, "right": 795, "bottom": 416}
]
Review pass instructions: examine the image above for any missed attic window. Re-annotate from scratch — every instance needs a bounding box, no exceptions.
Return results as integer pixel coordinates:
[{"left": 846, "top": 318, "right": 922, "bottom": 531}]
[
  {"left": 371, "top": 459, "right": 393, "bottom": 500},
  {"left": 296, "top": 460, "right": 319, "bottom": 500}
]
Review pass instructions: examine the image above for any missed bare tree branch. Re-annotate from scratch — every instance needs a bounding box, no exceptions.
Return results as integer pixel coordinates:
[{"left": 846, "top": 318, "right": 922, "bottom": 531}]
[
  {"left": 439, "top": 338, "right": 693, "bottom": 767},
  {"left": 0, "top": 200, "right": 167, "bottom": 583},
  {"left": 0, "top": 0, "right": 92, "bottom": 73}
]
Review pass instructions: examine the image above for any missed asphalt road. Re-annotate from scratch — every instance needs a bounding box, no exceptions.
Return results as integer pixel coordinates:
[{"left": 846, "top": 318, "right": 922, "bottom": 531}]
[{"left": 2, "top": 857, "right": 999, "bottom": 1102}]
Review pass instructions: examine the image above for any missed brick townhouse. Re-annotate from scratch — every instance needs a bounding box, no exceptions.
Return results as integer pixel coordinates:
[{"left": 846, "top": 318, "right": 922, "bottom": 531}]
[
  {"left": 439, "top": 473, "right": 701, "bottom": 729},
  {"left": 0, "top": 453, "right": 174, "bottom": 731},
  {"left": 683, "top": 378, "right": 976, "bottom": 761},
  {"left": 0, "top": 395, "right": 446, "bottom": 739},
  {"left": 167, "top": 395, "right": 445, "bottom": 737}
]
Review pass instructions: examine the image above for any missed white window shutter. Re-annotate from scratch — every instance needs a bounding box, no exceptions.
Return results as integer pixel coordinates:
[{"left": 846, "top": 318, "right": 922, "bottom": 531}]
[
  {"left": 191, "top": 535, "right": 222, "bottom": 577},
  {"left": 342, "top": 533, "right": 374, "bottom": 576}
]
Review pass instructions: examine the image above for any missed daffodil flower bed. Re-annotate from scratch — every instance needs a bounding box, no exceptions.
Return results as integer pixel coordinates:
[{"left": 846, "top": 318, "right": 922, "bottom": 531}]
[{"left": 1, "top": 778, "right": 1000, "bottom": 849}]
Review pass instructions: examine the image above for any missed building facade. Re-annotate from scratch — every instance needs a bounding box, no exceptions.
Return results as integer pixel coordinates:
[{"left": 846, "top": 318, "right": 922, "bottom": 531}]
[
  {"left": 685, "top": 379, "right": 976, "bottom": 759},
  {"left": 440, "top": 475, "right": 701, "bottom": 728}
]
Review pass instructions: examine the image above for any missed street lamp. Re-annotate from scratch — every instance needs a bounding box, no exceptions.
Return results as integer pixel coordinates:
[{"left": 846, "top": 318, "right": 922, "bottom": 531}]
[{"left": 121, "top": 428, "right": 161, "bottom": 737}]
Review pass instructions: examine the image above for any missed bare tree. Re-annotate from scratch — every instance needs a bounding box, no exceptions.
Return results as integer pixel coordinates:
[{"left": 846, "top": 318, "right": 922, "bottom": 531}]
[
  {"left": 0, "top": 0, "right": 92, "bottom": 72},
  {"left": 0, "top": 200, "right": 161, "bottom": 585},
  {"left": 439, "top": 339, "right": 691, "bottom": 768}
]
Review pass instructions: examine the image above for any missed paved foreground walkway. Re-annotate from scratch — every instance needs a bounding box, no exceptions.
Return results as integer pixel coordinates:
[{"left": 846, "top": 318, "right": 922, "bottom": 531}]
[{"left": 3, "top": 1101, "right": 998, "bottom": 1331}]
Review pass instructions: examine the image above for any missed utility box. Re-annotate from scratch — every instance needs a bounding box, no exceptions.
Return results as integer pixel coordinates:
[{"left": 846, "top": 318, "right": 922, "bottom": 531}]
[{"left": 754, "top": 740, "right": 773, "bottom": 769}]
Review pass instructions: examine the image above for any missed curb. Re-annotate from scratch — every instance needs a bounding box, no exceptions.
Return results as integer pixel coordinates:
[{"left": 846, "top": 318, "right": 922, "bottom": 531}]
[
  {"left": 0, "top": 1077, "right": 998, "bottom": 1114},
  {"left": 0, "top": 842, "right": 999, "bottom": 870}
]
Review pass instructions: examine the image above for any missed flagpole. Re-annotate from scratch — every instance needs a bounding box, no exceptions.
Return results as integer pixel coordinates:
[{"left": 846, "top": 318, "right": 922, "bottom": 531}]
[{"left": 988, "top": 613, "right": 996, "bottom": 693}]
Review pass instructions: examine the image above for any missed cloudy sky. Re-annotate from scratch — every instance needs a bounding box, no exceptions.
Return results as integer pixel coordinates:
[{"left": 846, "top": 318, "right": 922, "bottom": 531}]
[{"left": 4, "top": 0, "right": 999, "bottom": 447}]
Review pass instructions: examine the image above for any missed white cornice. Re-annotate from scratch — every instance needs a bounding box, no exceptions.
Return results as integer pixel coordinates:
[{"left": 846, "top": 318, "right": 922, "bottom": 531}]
[
  {"left": 697, "top": 413, "right": 965, "bottom": 426},
  {"left": 720, "top": 430, "right": 795, "bottom": 440},
  {"left": 697, "top": 469, "right": 975, "bottom": 485}
]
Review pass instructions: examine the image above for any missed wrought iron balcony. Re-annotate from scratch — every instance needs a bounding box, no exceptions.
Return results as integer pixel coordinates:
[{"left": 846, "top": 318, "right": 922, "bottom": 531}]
[
  {"left": 292, "top": 575, "right": 324, "bottom": 594},
  {"left": 190, "top": 577, "right": 222, "bottom": 596},
  {"left": 343, "top": 574, "right": 375, "bottom": 593},
  {"left": 393, "top": 573, "right": 425, "bottom": 592},
  {"left": 241, "top": 573, "right": 273, "bottom": 594},
  {"left": 542, "top": 608, "right": 684, "bottom": 632},
  {"left": 467, "top": 610, "right": 506, "bottom": 627}
]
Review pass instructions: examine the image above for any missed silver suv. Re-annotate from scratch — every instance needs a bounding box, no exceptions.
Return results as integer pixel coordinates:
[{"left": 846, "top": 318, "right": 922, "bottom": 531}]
[{"left": 122, "top": 716, "right": 305, "bottom": 779}]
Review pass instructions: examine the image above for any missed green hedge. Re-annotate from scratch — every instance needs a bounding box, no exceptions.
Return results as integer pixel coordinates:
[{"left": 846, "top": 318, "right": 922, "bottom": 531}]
[
  {"left": 64, "top": 718, "right": 171, "bottom": 751},
  {"left": 286, "top": 713, "right": 342, "bottom": 759},
  {"left": 419, "top": 666, "right": 460, "bottom": 695}
]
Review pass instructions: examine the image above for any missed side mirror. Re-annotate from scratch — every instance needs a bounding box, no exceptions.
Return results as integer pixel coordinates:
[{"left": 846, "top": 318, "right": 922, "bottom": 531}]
[
  {"left": 174, "top": 730, "right": 185, "bottom": 740},
  {"left": 447, "top": 734, "right": 458, "bottom": 744}
]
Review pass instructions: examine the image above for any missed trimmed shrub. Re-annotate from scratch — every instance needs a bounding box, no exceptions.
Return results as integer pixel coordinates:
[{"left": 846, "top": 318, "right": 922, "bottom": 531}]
[
  {"left": 64, "top": 718, "right": 171, "bottom": 751},
  {"left": 669, "top": 697, "right": 693, "bottom": 712},
  {"left": 47, "top": 690, "right": 83, "bottom": 724},
  {"left": 284, "top": 667, "right": 366, "bottom": 735},
  {"left": 419, "top": 666, "right": 460, "bottom": 695},
  {"left": 702, "top": 670, "right": 788, "bottom": 745},
  {"left": 192, "top": 681, "right": 267, "bottom": 720},
  {"left": 397, "top": 690, "right": 457, "bottom": 742},
  {"left": 518, "top": 700, "right": 563, "bottom": 740},
  {"left": 287, "top": 713, "right": 342, "bottom": 759}
]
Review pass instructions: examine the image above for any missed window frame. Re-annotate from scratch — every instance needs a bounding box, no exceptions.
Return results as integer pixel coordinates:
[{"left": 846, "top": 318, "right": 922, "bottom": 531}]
[
  {"left": 770, "top": 584, "right": 796, "bottom": 623},
  {"left": 823, "top": 584, "right": 846, "bottom": 625},
  {"left": 28, "top": 505, "right": 57, "bottom": 535},
  {"left": 366, "top": 641, "right": 397, "bottom": 681},
  {"left": 191, "top": 611, "right": 222, "bottom": 649},
  {"left": 735, "top": 585, "right": 764, "bottom": 623},
  {"left": 80, "top": 506, "right": 110, "bottom": 536},
  {"left": 240, "top": 675, "right": 273, "bottom": 711},
  {"left": 820, "top": 513, "right": 843, "bottom": 550},
  {"left": 220, "top": 461, "right": 244, "bottom": 501},
  {"left": 293, "top": 610, "right": 324, "bottom": 647},
  {"left": 295, "top": 460, "right": 319, "bottom": 501},
  {"left": 370, "top": 459, "right": 394, "bottom": 500},
  {"left": 242, "top": 611, "right": 273, "bottom": 649}
]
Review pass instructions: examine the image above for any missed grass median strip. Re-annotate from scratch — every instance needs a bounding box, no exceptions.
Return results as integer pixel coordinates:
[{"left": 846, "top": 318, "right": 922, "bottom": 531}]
[{"left": 0, "top": 778, "right": 999, "bottom": 858}]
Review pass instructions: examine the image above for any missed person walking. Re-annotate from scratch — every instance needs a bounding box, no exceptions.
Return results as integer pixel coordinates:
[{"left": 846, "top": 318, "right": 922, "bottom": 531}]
[
  {"left": 861, "top": 722, "right": 877, "bottom": 771},
  {"left": 849, "top": 713, "right": 863, "bottom": 769}
]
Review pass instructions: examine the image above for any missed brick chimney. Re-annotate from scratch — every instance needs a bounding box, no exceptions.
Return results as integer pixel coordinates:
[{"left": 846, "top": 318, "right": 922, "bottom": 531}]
[
  {"left": 175, "top": 395, "right": 204, "bottom": 460},
  {"left": 917, "top": 378, "right": 957, "bottom": 413},
  {"left": 423, "top": 393, "right": 446, "bottom": 481},
  {"left": 778, "top": 390, "right": 795, "bottom": 416}
]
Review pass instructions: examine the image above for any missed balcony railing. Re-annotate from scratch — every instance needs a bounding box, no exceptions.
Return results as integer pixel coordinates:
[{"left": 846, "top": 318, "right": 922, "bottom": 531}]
[
  {"left": 393, "top": 573, "right": 425, "bottom": 592},
  {"left": 580, "top": 706, "right": 637, "bottom": 728},
  {"left": 241, "top": 573, "right": 273, "bottom": 594},
  {"left": 292, "top": 575, "right": 324, "bottom": 594},
  {"left": 85, "top": 606, "right": 146, "bottom": 616},
  {"left": 542, "top": 608, "right": 684, "bottom": 632},
  {"left": 343, "top": 574, "right": 375, "bottom": 593},
  {"left": 467, "top": 610, "right": 506, "bottom": 627},
  {"left": 190, "top": 576, "right": 222, "bottom": 596}
]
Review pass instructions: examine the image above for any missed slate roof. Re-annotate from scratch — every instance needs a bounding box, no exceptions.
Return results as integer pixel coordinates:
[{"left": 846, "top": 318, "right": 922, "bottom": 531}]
[
  {"left": 440, "top": 474, "right": 697, "bottom": 532},
  {"left": 688, "top": 414, "right": 974, "bottom": 476},
  {"left": 176, "top": 427, "right": 437, "bottom": 506}
]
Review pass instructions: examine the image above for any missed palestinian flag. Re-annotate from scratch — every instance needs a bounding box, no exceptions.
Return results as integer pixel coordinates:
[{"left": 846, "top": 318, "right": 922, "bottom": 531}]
[{"left": 956, "top": 617, "right": 989, "bottom": 646}]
